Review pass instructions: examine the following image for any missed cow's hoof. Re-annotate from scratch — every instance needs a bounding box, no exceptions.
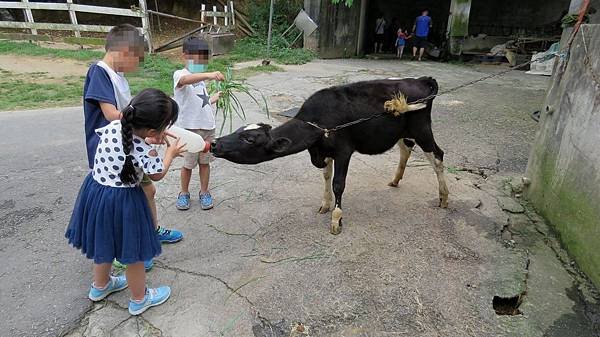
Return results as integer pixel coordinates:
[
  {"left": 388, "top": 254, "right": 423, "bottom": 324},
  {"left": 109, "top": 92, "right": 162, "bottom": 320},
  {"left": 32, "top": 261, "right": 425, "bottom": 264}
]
[
  {"left": 388, "top": 181, "right": 399, "bottom": 187},
  {"left": 318, "top": 204, "right": 331, "bottom": 214},
  {"left": 330, "top": 207, "right": 343, "bottom": 235},
  {"left": 330, "top": 219, "right": 342, "bottom": 235},
  {"left": 439, "top": 198, "right": 449, "bottom": 208}
]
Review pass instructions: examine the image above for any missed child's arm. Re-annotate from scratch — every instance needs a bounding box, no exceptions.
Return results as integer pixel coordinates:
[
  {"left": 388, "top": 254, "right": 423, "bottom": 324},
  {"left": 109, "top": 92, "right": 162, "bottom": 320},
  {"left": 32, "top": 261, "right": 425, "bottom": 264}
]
[
  {"left": 147, "top": 137, "right": 187, "bottom": 181},
  {"left": 177, "top": 71, "right": 225, "bottom": 88},
  {"left": 99, "top": 102, "right": 122, "bottom": 121}
]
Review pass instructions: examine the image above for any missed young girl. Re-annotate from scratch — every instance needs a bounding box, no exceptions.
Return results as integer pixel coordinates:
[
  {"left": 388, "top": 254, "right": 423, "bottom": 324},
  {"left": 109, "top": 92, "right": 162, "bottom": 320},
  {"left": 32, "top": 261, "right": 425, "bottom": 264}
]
[
  {"left": 396, "top": 28, "right": 409, "bottom": 59},
  {"left": 65, "top": 88, "right": 186, "bottom": 315}
]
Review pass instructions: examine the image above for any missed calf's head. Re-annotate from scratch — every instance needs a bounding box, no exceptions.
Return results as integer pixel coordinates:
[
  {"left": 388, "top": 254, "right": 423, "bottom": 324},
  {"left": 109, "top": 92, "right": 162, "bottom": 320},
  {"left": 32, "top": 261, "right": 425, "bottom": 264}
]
[{"left": 211, "top": 123, "right": 292, "bottom": 164}]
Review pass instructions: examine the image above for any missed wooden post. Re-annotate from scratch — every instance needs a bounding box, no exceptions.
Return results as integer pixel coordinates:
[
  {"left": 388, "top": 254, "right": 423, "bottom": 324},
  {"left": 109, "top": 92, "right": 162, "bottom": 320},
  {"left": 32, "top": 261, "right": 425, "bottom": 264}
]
[
  {"left": 153, "top": 0, "right": 161, "bottom": 32},
  {"left": 224, "top": 5, "right": 228, "bottom": 27},
  {"left": 213, "top": 5, "right": 218, "bottom": 25},
  {"left": 21, "top": 0, "right": 37, "bottom": 35},
  {"left": 201, "top": 4, "right": 206, "bottom": 23},
  {"left": 66, "top": 0, "right": 80, "bottom": 38},
  {"left": 229, "top": 1, "right": 236, "bottom": 27},
  {"left": 139, "top": 0, "right": 153, "bottom": 52}
]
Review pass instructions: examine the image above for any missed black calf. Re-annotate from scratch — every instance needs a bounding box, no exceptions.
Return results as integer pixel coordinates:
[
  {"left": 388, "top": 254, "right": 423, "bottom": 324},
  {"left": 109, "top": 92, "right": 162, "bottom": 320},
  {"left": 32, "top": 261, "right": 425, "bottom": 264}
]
[{"left": 212, "top": 77, "right": 448, "bottom": 234}]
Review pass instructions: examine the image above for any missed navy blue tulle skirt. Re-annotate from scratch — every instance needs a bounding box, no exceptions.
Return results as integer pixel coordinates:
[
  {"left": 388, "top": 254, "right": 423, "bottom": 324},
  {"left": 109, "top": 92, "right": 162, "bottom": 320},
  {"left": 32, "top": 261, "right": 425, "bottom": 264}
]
[{"left": 65, "top": 173, "right": 161, "bottom": 264}]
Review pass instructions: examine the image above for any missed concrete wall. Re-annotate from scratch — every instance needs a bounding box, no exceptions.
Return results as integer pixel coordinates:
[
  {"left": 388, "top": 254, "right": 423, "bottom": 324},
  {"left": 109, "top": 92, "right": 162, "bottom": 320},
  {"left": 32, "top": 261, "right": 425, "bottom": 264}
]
[{"left": 525, "top": 24, "right": 600, "bottom": 288}]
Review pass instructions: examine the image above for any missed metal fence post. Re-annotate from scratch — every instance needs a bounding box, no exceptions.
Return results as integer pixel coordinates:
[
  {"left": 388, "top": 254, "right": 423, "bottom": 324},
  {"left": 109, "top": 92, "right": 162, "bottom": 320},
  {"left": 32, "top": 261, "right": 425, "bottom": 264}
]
[
  {"left": 229, "top": 1, "right": 236, "bottom": 27},
  {"left": 138, "top": 0, "right": 153, "bottom": 52}
]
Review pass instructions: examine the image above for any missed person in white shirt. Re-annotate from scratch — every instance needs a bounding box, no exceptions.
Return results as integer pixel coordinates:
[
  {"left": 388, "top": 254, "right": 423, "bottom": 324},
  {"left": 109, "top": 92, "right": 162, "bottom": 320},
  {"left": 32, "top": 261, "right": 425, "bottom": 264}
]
[
  {"left": 374, "top": 13, "right": 386, "bottom": 53},
  {"left": 173, "top": 37, "right": 224, "bottom": 211}
]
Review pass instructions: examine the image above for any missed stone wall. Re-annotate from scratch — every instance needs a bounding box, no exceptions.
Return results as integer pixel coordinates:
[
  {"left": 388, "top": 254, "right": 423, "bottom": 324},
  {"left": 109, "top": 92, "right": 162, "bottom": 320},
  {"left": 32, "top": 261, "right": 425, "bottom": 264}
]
[{"left": 525, "top": 24, "right": 600, "bottom": 287}]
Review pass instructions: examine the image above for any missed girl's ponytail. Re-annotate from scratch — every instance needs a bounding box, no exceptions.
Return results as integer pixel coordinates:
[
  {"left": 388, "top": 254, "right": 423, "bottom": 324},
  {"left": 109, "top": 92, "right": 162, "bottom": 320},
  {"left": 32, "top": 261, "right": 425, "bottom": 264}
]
[{"left": 120, "top": 104, "right": 138, "bottom": 185}]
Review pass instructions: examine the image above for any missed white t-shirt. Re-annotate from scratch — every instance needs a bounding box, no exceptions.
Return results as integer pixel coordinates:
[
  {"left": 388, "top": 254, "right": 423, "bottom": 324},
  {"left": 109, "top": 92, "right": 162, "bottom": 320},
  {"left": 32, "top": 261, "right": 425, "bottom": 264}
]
[
  {"left": 96, "top": 61, "right": 132, "bottom": 111},
  {"left": 375, "top": 18, "right": 386, "bottom": 34},
  {"left": 173, "top": 68, "right": 216, "bottom": 130},
  {"left": 92, "top": 120, "right": 164, "bottom": 188}
]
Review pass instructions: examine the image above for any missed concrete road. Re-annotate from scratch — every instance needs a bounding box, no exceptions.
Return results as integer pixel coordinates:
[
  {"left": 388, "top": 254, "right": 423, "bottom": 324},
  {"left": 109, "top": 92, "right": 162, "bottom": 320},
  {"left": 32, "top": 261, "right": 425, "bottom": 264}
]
[{"left": 1, "top": 60, "right": 598, "bottom": 337}]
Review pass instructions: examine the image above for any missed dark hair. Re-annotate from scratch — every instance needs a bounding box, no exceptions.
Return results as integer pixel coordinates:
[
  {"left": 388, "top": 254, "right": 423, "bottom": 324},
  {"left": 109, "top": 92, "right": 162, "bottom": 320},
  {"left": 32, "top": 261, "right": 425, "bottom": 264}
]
[
  {"left": 183, "top": 36, "right": 210, "bottom": 55},
  {"left": 105, "top": 24, "right": 145, "bottom": 53},
  {"left": 119, "top": 89, "right": 179, "bottom": 185}
]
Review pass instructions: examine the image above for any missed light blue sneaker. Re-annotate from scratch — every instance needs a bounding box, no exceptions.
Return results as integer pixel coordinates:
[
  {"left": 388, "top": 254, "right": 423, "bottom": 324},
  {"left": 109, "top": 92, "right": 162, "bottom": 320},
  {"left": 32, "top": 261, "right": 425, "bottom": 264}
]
[
  {"left": 88, "top": 275, "right": 128, "bottom": 301},
  {"left": 144, "top": 259, "right": 154, "bottom": 271},
  {"left": 128, "top": 286, "right": 171, "bottom": 315},
  {"left": 113, "top": 259, "right": 154, "bottom": 272},
  {"left": 200, "top": 192, "right": 214, "bottom": 210},
  {"left": 156, "top": 226, "right": 183, "bottom": 244},
  {"left": 176, "top": 192, "right": 190, "bottom": 210}
]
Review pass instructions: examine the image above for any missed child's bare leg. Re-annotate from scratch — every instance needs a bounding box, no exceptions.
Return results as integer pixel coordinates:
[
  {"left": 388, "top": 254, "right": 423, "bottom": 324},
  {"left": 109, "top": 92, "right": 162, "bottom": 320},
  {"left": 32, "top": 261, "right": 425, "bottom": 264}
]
[
  {"left": 419, "top": 47, "right": 425, "bottom": 60},
  {"left": 199, "top": 164, "right": 210, "bottom": 193},
  {"left": 180, "top": 167, "right": 192, "bottom": 194},
  {"left": 93, "top": 263, "right": 112, "bottom": 288},
  {"left": 400, "top": 46, "right": 404, "bottom": 59},
  {"left": 142, "top": 182, "right": 158, "bottom": 229},
  {"left": 126, "top": 262, "right": 146, "bottom": 301}
]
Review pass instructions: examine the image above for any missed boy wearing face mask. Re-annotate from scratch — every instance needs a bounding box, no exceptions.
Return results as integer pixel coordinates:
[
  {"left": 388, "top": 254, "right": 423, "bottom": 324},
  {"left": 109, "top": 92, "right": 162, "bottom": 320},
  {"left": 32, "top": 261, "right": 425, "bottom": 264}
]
[{"left": 174, "top": 37, "right": 224, "bottom": 211}]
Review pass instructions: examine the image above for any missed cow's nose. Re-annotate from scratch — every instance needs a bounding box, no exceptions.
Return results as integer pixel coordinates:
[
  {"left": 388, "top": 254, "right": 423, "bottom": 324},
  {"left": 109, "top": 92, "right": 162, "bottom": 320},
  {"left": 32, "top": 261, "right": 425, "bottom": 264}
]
[{"left": 210, "top": 141, "right": 217, "bottom": 152}]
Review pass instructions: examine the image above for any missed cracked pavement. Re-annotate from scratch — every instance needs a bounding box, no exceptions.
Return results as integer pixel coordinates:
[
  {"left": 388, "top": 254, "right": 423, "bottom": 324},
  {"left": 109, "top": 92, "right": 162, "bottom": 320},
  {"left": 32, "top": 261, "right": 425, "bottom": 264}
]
[{"left": 1, "top": 59, "right": 599, "bottom": 337}]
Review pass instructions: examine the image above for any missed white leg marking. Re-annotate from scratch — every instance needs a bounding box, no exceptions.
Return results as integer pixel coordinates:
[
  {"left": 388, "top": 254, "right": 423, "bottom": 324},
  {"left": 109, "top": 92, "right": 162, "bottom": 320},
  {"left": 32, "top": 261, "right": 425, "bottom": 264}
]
[
  {"left": 389, "top": 139, "right": 412, "bottom": 187},
  {"left": 330, "top": 207, "right": 343, "bottom": 235},
  {"left": 319, "top": 158, "right": 333, "bottom": 214},
  {"left": 425, "top": 152, "right": 449, "bottom": 208}
]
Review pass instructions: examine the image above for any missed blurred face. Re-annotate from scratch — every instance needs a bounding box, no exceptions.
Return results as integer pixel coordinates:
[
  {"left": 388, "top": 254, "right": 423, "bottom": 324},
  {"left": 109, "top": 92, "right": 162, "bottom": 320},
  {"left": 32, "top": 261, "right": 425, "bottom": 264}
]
[
  {"left": 112, "top": 45, "right": 144, "bottom": 73},
  {"left": 183, "top": 52, "right": 209, "bottom": 73},
  {"left": 423, "top": 10, "right": 429, "bottom": 16}
]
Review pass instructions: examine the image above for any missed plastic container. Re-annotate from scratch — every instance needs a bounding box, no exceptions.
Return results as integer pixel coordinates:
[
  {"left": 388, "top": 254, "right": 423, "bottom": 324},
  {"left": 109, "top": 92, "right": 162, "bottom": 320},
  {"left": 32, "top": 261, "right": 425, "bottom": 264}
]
[{"left": 167, "top": 126, "right": 210, "bottom": 153}]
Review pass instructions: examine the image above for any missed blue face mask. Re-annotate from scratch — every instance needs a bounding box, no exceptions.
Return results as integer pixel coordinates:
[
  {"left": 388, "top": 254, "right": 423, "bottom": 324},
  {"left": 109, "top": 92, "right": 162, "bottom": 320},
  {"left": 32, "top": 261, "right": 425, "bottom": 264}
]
[{"left": 187, "top": 60, "right": 207, "bottom": 73}]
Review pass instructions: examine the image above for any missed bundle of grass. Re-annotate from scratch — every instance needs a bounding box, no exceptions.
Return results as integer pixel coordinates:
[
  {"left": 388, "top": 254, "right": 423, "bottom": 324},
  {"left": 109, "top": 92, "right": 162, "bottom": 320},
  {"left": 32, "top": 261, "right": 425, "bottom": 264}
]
[
  {"left": 209, "top": 67, "right": 269, "bottom": 134},
  {"left": 384, "top": 92, "right": 427, "bottom": 116}
]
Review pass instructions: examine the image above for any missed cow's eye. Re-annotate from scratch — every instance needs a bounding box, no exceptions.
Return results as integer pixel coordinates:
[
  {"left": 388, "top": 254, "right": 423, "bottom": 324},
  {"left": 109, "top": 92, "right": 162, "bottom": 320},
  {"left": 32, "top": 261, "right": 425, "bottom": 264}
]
[{"left": 242, "top": 136, "right": 255, "bottom": 144}]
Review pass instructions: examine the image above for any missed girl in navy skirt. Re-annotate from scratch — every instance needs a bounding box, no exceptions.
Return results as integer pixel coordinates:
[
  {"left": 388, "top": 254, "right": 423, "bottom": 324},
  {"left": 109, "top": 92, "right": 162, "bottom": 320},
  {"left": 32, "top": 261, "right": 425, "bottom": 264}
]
[{"left": 66, "top": 88, "right": 186, "bottom": 315}]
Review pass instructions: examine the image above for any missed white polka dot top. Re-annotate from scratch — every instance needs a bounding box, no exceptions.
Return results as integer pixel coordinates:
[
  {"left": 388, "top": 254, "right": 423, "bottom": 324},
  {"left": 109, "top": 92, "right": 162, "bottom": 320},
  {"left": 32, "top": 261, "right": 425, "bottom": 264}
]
[{"left": 92, "top": 120, "right": 164, "bottom": 188}]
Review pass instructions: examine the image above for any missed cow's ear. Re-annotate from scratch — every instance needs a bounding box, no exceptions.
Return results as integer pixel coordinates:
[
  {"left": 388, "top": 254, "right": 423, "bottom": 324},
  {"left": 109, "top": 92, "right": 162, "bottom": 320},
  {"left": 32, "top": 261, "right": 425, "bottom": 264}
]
[{"left": 269, "top": 137, "right": 291, "bottom": 153}]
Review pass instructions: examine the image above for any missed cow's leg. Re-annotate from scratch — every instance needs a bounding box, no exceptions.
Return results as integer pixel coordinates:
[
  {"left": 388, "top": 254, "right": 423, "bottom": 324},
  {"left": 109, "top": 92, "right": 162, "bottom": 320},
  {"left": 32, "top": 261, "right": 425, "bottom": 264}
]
[
  {"left": 417, "top": 136, "right": 449, "bottom": 208},
  {"left": 389, "top": 138, "right": 415, "bottom": 187},
  {"left": 330, "top": 153, "right": 351, "bottom": 235},
  {"left": 318, "top": 158, "right": 334, "bottom": 214}
]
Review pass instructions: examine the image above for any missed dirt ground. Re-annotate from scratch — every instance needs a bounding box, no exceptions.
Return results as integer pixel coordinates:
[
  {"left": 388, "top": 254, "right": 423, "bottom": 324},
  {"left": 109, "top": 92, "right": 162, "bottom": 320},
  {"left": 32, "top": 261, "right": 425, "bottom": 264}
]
[
  {"left": 1, "top": 58, "right": 599, "bottom": 337},
  {"left": 0, "top": 54, "right": 89, "bottom": 78}
]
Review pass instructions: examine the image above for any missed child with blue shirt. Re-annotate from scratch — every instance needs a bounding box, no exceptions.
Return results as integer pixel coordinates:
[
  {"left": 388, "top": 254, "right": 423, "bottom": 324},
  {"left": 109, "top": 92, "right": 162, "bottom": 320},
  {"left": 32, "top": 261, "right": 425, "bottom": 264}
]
[{"left": 82, "top": 24, "right": 183, "bottom": 270}]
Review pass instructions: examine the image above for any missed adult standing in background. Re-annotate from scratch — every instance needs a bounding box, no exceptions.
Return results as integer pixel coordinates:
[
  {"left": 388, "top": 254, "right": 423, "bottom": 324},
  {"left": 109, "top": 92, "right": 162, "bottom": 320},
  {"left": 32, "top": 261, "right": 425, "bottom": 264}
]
[
  {"left": 374, "top": 13, "right": 386, "bottom": 53},
  {"left": 412, "top": 9, "right": 432, "bottom": 61}
]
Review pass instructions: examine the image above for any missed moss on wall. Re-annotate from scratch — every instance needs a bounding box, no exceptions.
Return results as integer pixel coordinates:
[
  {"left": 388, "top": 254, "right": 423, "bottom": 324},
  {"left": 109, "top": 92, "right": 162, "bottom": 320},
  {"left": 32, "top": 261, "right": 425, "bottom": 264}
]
[{"left": 528, "top": 150, "right": 600, "bottom": 287}]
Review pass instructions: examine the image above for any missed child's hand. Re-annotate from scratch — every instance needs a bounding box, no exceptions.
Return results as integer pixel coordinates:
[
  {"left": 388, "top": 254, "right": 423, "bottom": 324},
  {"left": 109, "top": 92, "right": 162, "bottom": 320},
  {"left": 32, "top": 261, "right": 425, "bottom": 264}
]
[
  {"left": 165, "top": 137, "right": 187, "bottom": 159},
  {"left": 145, "top": 134, "right": 165, "bottom": 145},
  {"left": 210, "top": 91, "right": 222, "bottom": 104},
  {"left": 211, "top": 71, "right": 225, "bottom": 81}
]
